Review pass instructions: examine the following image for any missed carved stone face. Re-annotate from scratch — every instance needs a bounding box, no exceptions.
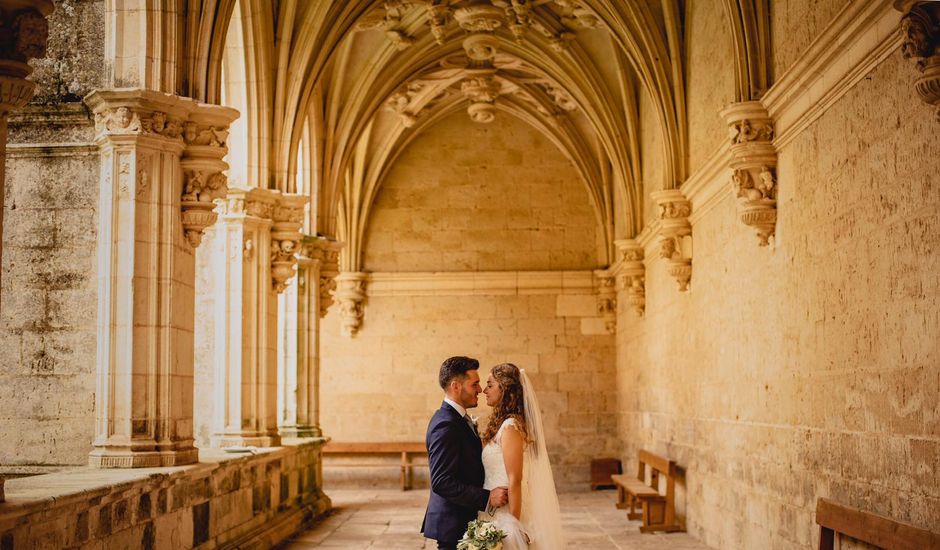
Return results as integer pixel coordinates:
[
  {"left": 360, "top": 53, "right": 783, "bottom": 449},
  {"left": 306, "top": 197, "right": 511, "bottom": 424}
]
[
  {"left": 116, "top": 107, "right": 132, "bottom": 128},
  {"left": 900, "top": 15, "right": 932, "bottom": 60},
  {"left": 13, "top": 11, "right": 49, "bottom": 60},
  {"left": 151, "top": 112, "right": 167, "bottom": 133}
]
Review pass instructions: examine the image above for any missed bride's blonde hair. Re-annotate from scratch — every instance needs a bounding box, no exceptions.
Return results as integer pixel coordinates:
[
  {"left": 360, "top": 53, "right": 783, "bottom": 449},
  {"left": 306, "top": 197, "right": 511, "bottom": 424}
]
[{"left": 480, "top": 363, "right": 529, "bottom": 446}]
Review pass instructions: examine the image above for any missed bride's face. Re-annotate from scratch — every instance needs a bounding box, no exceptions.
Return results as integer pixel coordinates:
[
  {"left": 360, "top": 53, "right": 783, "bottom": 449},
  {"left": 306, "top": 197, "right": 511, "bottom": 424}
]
[{"left": 483, "top": 373, "right": 503, "bottom": 407}]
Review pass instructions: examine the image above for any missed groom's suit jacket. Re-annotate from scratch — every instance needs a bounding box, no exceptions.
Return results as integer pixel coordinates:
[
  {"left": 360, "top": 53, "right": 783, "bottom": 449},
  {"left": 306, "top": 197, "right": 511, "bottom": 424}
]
[{"left": 421, "top": 401, "right": 489, "bottom": 543}]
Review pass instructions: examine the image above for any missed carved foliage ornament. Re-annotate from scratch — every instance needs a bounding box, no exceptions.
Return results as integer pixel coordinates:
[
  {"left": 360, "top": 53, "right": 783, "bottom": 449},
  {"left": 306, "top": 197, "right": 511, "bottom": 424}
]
[
  {"left": 94, "top": 108, "right": 185, "bottom": 140},
  {"left": 180, "top": 118, "right": 232, "bottom": 248},
  {"left": 897, "top": 2, "right": 940, "bottom": 122},
  {"left": 616, "top": 240, "right": 645, "bottom": 317},
  {"left": 651, "top": 190, "right": 692, "bottom": 292},
  {"left": 301, "top": 237, "right": 344, "bottom": 318},
  {"left": 595, "top": 271, "right": 617, "bottom": 334},
  {"left": 336, "top": 272, "right": 368, "bottom": 337},
  {"left": 720, "top": 101, "right": 779, "bottom": 246}
]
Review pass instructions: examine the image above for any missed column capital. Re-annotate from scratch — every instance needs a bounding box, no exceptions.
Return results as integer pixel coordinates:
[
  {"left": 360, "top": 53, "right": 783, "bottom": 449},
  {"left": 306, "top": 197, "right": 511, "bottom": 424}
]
[
  {"left": 651, "top": 189, "right": 692, "bottom": 292},
  {"left": 720, "top": 100, "right": 778, "bottom": 246},
  {"left": 895, "top": 1, "right": 940, "bottom": 123},
  {"left": 336, "top": 271, "right": 368, "bottom": 337},
  {"left": 300, "top": 235, "right": 344, "bottom": 317},
  {"left": 615, "top": 239, "right": 645, "bottom": 317},
  {"left": 271, "top": 193, "right": 308, "bottom": 293},
  {"left": 84, "top": 89, "right": 198, "bottom": 144},
  {"left": 219, "top": 186, "right": 280, "bottom": 219},
  {"left": 593, "top": 269, "right": 617, "bottom": 334}
]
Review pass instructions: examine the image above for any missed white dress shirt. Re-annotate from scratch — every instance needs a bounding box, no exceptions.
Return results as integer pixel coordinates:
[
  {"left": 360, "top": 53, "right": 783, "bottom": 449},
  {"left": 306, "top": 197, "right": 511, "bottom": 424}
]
[{"left": 443, "top": 397, "right": 467, "bottom": 418}]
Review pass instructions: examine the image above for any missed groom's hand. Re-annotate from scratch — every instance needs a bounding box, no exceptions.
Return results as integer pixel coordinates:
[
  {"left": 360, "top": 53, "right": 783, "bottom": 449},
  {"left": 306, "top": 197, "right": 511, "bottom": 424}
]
[{"left": 488, "top": 486, "right": 509, "bottom": 508}]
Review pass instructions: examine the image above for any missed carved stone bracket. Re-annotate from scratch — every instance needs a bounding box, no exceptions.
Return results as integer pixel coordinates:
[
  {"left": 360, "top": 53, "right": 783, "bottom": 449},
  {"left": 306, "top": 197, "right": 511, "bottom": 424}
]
[
  {"left": 271, "top": 194, "right": 308, "bottom": 293},
  {"left": 594, "top": 270, "right": 617, "bottom": 334},
  {"left": 896, "top": 1, "right": 940, "bottom": 122},
  {"left": 180, "top": 103, "right": 238, "bottom": 247},
  {"left": 300, "top": 235, "right": 345, "bottom": 317},
  {"left": 651, "top": 189, "right": 693, "bottom": 292},
  {"left": 0, "top": 0, "right": 53, "bottom": 111},
  {"left": 335, "top": 272, "right": 368, "bottom": 337},
  {"left": 720, "top": 101, "right": 778, "bottom": 246},
  {"left": 615, "top": 239, "right": 645, "bottom": 316}
]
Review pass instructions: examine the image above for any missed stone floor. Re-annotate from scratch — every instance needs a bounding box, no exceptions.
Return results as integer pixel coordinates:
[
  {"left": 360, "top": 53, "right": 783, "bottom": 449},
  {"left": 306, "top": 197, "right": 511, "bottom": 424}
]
[{"left": 282, "top": 489, "right": 711, "bottom": 549}]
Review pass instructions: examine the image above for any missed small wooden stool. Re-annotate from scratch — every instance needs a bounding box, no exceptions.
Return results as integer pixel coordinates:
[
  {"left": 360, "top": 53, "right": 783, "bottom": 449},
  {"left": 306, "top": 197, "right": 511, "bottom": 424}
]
[{"left": 590, "top": 458, "right": 622, "bottom": 490}]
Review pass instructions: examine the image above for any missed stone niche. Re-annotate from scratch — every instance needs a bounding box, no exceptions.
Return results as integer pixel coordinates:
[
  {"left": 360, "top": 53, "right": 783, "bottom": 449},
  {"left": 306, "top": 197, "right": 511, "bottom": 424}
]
[{"left": 0, "top": 441, "right": 329, "bottom": 548}]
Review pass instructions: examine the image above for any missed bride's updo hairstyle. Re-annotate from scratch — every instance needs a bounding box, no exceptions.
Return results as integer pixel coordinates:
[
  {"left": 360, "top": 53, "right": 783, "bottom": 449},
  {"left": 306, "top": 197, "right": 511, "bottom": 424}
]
[{"left": 480, "top": 363, "right": 530, "bottom": 446}]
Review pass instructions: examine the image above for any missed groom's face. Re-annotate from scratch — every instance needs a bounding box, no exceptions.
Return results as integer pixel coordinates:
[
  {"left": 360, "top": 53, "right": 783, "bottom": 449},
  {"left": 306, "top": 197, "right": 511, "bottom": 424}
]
[{"left": 453, "top": 369, "right": 482, "bottom": 409}]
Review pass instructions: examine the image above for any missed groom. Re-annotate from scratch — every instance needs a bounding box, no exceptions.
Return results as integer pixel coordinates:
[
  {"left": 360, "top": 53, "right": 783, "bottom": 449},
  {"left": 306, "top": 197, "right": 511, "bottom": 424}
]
[{"left": 421, "top": 356, "right": 508, "bottom": 550}]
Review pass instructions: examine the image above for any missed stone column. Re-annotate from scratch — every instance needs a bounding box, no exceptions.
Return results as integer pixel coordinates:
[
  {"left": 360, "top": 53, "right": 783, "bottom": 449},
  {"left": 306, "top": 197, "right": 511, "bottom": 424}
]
[
  {"left": 85, "top": 90, "right": 237, "bottom": 467},
  {"left": 896, "top": 1, "right": 940, "bottom": 122},
  {"left": 211, "top": 189, "right": 306, "bottom": 448},
  {"left": 279, "top": 236, "right": 342, "bottom": 438},
  {"left": 0, "top": 0, "right": 53, "bottom": 499}
]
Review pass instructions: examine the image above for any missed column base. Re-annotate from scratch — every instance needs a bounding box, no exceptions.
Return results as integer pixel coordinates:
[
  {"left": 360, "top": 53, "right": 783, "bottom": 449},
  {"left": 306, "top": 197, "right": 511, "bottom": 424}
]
[
  {"left": 278, "top": 425, "right": 322, "bottom": 439},
  {"left": 211, "top": 433, "right": 282, "bottom": 448},
  {"left": 88, "top": 446, "right": 199, "bottom": 468}
]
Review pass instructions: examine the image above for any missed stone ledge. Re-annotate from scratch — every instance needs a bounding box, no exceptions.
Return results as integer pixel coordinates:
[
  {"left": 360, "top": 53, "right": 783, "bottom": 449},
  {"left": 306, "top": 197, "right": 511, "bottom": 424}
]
[{"left": 0, "top": 439, "right": 331, "bottom": 549}]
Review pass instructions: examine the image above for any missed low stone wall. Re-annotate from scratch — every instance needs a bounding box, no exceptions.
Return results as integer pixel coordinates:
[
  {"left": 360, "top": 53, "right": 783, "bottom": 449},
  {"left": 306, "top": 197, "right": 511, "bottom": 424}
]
[{"left": 0, "top": 440, "right": 330, "bottom": 549}]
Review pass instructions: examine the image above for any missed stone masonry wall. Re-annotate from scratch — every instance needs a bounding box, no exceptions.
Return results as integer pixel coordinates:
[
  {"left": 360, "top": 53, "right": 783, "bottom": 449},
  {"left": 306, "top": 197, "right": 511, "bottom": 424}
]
[
  {"left": 1, "top": 106, "right": 98, "bottom": 467},
  {"left": 0, "top": 442, "right": 330, "bottom": 549},
  {"left": 363, "top": 111, "right": 600, "bottom": 272},
  {"left": 614, "top": 50, "right": 940, "bottom": 549},
  {"left": 320, "top": 291, "right": 618, "bottom": 490}
]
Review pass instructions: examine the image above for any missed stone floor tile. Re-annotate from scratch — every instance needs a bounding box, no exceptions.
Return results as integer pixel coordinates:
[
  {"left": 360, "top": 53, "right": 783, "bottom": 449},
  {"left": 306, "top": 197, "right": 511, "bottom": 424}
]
[{"left": 283, "top": 489, "right": 713, "bottom": 549}]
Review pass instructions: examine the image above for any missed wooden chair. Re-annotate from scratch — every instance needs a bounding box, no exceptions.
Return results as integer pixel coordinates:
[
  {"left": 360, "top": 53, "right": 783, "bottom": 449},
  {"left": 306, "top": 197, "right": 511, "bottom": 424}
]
[
  {"left": 816, "top": 498, "right": 940, "bottom": 550},
  {"left": 322, "top": 442, "right": 427, "bottom": 490},
  {"left": 611, "top": 449, "right": 681, "bottom": 533}
]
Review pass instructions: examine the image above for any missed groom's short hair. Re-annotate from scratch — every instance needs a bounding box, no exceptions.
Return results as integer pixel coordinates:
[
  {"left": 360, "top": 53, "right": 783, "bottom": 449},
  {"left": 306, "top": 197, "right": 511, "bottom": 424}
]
[{"left": 439, "top": 356, "right": 479, "bottom": 389}]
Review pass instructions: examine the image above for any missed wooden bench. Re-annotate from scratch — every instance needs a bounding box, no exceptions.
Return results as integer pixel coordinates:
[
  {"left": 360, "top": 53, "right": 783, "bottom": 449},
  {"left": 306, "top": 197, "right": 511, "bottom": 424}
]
[
  {"left": 322, "top": 442, "right": 427, "bottom": 491},
  {"left": 816, "top": 498, "right": 940, "bottom": 550},
  {"left": 611, "top": 450, "right": 681, "bottom": 533}
]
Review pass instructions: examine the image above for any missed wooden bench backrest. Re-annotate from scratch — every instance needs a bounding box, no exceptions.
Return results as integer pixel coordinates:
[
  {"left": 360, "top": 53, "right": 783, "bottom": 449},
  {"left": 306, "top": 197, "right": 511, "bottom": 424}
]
[
  {"left": 638, "top": 450, "right": 675, "bottom": 477},
  {"left": 323, "top": 442, "right": 426, "bottom": 453},
  {"left": 636, "top": 449, "right": 676, "bottom": 503},
  {"left": 816, "top": 498, "right": 940, "bottom": 550}
]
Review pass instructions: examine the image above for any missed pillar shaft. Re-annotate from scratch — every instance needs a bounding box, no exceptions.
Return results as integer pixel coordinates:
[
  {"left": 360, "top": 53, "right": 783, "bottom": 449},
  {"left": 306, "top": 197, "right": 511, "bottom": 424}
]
[{"left": 85, "top": 90, "right": 236, "bottom": 467}]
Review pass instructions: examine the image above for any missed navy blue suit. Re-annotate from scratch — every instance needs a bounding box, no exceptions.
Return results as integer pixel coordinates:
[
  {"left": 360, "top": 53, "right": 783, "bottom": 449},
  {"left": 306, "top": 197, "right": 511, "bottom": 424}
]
[{"left": 421, "top": 401, "right": 489, "bottom": 547}]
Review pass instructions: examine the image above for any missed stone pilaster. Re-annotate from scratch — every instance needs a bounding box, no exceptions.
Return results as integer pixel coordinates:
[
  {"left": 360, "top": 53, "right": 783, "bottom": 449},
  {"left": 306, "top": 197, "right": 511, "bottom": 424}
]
[
  {"left": 720, "top": 101, "right": 778, "bottom": 246},
  {"left": 85, "top": 90, "right": 236, "bottom": 467},
  {"left": 616, "top": 239, "right": 646, "bottom": 317},
  {"left": 651, "top": 189, "right": 693, "bottom": 292},
  {"left": 279, "top": 236, "right": 342, "bottom": 438},
  {"left": 210, "top": 188, "right": 282, "bottom": 448},
  {"left": 336, "top": 271, "right": 368, "bottom": 337},
  {"left": 896, "top": 1, "right": 940, "bottom": 122}
]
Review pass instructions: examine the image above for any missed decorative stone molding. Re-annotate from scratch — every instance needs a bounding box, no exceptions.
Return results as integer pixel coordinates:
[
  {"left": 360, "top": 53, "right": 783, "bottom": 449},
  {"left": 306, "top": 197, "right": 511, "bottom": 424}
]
[
  {"left": 335, "top": 271, "right": 368, "bottom": 337},
  {"left": 366, "top": 270, "right": 595, "bottom": 296},
  {"left": 896, "top": 1, "right": 940, "bottom": 122},
  {"left": 615, "top": 239, "right": 646, "bottom": 316},
  {"left": 594, "top": 270, "right": 617, "bottom": 334},
  {"left": 180, "top": 103, "right": 239, "bottom": 247},
  {"left": 651, "top": 189, "right": 693, "bottom": 292},
  {"left": 272, "top": 194, "right": 308, "bottom": 293},
  {"left": 720, "top": 101, "right": 778, "bottom": 246},
  {"left": 301, "top": 235, "right": 344, "bottom": 317}
]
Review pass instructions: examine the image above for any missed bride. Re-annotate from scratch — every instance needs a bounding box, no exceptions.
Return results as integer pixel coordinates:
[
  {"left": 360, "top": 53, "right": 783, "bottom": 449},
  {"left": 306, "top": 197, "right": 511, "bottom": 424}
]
[{"left": 478, "top": 363, "right": 566, "bottom": 549}]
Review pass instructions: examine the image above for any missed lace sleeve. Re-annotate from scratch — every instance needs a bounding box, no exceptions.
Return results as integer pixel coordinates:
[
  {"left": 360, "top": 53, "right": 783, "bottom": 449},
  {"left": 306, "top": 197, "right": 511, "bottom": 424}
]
[{"left": 495, "top": 417, "right": 519, "bottom": 444}]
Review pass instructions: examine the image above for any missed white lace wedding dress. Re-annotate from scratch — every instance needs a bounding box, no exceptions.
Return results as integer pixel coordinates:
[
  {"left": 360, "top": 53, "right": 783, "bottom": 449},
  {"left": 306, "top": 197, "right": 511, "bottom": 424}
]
[
  {"left": 480, "top": 418, "right": 530, "bottom": 549},
  {"left": 479, "top": 371, "right": 566, "bottom": 549}
]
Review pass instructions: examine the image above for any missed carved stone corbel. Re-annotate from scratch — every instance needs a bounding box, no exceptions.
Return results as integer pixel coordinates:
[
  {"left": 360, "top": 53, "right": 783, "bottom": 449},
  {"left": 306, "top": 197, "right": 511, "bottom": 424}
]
[
  {"left": 180, "top": 104, "right": 238, "bottom": 247},
  {"left": 271, "top": 194, "right": 308, "bottom": 293},
  {"left": 594, "top": 270, "right": 617, "bottom": 334},
  {"left": 896, "top": 1, "right": 940, "bottom": 122},
  {"left": 301, "top": 235, "right": 345, "bottom": 317},
  {"left": 720, "top": 101, "right": 778, "bottom": 246},
  {"left": 335, "top": 272, "right": 368, "bottom": 337},
  {"left": 615, "top": 239, "right": 645, "bottom": 316},
  {"left": 651, "top": 189, "right": 693, "bottom": 292}
]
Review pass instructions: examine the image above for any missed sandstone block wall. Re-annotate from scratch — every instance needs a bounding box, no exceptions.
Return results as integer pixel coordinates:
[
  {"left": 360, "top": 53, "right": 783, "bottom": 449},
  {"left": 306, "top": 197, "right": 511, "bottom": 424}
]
[
  {"left": 320, "top": 290, "right": 617, "bottom": 490},
  {"left": 363, "top": 112, "right": 602, "bottom": 272},
  {"left": 0, "top": 442, "right": 330, "bottom": 549},
  {"left": 615, "top": 47, "right": 940, "bottom": 550},
  {"left": 1, "top": 106, "right": 99, "bottom": 467}
]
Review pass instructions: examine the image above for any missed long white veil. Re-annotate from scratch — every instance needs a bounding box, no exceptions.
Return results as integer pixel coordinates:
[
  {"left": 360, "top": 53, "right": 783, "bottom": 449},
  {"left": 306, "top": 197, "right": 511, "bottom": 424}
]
[{"left": 519, "top": 369, "right": 566, "bottom": 549}]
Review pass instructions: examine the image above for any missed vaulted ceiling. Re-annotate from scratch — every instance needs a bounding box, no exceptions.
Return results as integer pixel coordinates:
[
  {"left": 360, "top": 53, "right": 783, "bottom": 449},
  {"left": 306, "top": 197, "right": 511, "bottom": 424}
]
[{"left": 175, "top": 0, "right": 770, "bottom": 269}]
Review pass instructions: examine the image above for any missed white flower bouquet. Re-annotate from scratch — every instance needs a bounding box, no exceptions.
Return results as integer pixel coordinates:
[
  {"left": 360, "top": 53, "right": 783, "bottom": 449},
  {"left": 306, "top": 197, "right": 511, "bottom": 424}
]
[{"left": 457, "top": 519, "right": 506, "bottom": 550}]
